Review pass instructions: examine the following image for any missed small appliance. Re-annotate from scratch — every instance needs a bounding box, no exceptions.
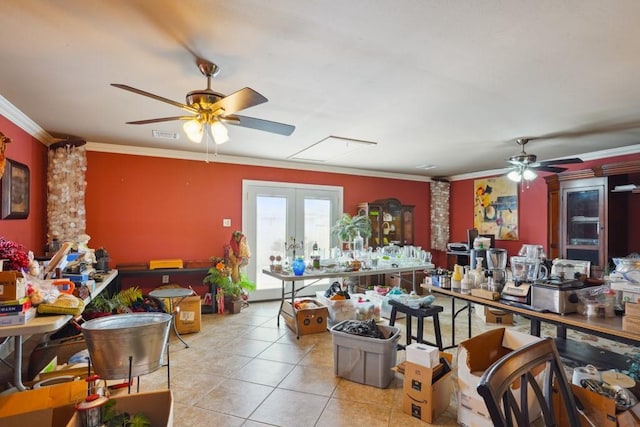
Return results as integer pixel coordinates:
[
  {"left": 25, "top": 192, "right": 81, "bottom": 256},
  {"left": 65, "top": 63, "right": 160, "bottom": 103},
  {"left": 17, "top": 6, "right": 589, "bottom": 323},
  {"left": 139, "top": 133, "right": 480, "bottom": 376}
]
[
  {"left": 501, "top": 281, "right": 532, "bottom": 304},
  {"left": 486, "top": 248, "right": 508, "bottom": 292},
  {"left": 530, "top": 276, "right": 587, "bottom": 314}
]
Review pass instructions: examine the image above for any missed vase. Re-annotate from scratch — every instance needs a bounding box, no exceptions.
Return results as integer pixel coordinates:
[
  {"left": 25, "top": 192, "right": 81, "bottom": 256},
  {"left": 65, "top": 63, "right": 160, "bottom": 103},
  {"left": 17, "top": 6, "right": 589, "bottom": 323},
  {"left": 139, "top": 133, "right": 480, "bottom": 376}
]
[{"left": 292, "top": 257, "right": 306, "bottom": 276}]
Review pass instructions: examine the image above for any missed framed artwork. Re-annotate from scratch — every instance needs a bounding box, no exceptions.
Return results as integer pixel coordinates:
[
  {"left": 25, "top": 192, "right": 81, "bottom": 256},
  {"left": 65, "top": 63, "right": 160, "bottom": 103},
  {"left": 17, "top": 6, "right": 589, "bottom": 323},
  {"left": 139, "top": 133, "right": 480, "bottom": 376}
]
[
  {"left": 474, "top": 176, "right": 518, "bottom": 240},
  {"left": 1, "top": 159, "right": 30, "bottom": 219}
]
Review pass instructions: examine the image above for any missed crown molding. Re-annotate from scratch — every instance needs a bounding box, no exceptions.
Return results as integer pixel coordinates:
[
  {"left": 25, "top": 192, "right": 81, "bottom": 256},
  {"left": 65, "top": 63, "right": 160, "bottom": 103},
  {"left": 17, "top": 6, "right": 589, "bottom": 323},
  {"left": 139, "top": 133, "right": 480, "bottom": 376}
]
[
  {"left": 86, "top": 142, "right": 432, "bottom": 182},
  {"left": 0, "top": 95, "right": 55, "bottom": 145}
]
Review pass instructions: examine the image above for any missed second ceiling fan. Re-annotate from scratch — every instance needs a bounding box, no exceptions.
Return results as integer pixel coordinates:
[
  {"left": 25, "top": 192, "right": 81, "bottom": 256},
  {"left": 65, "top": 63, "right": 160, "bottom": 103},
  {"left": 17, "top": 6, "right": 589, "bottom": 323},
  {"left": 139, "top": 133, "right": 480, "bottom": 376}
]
[
  {"left": 112, "top": 58, "right": 295, "bottom": 147},
  {"left": 506, "top": 137, "right": 583, "bottom": 182}
]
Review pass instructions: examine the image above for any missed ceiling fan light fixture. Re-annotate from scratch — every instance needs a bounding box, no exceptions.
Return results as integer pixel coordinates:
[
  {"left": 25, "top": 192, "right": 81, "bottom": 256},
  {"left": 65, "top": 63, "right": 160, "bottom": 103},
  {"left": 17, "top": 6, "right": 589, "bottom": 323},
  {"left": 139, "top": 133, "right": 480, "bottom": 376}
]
[
  {"left": 522, "top": 168, "right": 537, "bottom": 181},
  {"left": 507, "top": 170, "right": 522, "bottom": 182},
  {"left": 210, "top": 120, "right": 229, "bottom": 144},
  {"left": 183, "top": 119, "right": 203, "bottom": 143}
]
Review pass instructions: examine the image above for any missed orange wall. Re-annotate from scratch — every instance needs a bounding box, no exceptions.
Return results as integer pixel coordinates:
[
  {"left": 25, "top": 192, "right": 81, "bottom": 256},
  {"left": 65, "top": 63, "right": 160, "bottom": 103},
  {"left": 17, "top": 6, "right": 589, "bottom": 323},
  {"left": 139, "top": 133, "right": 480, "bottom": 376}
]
[
  {"left": 85, "top": 152, "right": 431, "bottom": 266},
  {"left": 448, "top": 152, "right": 640, "bottom": 263},
  {"left": 0, "top": 115, "right": 47, "bottom": 253}
]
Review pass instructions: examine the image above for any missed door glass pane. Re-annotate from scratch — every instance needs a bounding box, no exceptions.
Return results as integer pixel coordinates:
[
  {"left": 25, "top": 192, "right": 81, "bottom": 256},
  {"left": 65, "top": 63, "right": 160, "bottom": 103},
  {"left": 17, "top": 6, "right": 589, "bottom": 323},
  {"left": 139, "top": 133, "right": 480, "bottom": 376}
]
[
  {"left": 304, "top": 198, "right": 331, "bottom": 258},
  {"left": 566, "top": 189, "right": 599, "bottom": 246},
  {"left": 256, "top": 195, "right": 287, "bottom": 290}
]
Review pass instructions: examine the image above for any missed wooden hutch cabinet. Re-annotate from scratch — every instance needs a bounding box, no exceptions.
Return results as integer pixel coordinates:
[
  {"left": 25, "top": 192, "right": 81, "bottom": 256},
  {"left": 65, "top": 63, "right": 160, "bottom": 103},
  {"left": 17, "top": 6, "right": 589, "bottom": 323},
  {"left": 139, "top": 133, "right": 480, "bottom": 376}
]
[
  {"left": 545, "top": 160, "right": 640, "bottom": 276},
  {"left": 357, "top": 198, "right": 415, "bottom": 247}
]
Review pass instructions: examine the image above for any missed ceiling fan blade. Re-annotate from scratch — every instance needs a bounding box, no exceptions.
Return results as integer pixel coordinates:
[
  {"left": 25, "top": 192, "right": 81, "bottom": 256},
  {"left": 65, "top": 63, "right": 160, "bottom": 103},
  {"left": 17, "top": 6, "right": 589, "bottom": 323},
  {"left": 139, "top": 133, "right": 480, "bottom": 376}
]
[
  {"left": 210, "top": 87, "right": 267, "bottom": 115},
  {"left": 111, "top": 83, "right": 199, "bottom": 114},
  {"left": 535, "top": 165, "right": 568, "bottom": 173},
  {"left": 223, "top": 114, "right": 295, "bottom": 136},
  {"left": 126, "top": 116, "right": 194, "bottom": 125},
  {"left": 537, "top": 157, "right": 584, "bottom": 167},
  {"left": 523, "top": 119, "right": 640, "bottom": 142}
]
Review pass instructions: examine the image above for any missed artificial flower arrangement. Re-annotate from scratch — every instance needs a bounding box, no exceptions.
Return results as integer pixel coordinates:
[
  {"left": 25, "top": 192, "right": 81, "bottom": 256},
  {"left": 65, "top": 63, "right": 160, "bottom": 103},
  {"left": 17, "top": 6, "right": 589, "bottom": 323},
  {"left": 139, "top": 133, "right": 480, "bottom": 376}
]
[
  {"left": 203, "top": 231, "right": 255, "bottom": 313},
  {"left": 0, "top": 236, "right": 30, "bottom": 271}
]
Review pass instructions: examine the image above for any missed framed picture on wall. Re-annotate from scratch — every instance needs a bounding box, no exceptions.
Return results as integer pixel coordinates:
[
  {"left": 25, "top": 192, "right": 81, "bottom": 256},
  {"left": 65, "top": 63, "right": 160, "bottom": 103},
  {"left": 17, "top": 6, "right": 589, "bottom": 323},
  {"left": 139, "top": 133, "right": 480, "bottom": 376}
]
[
  {"left": 1, "top": 159, "right": 30, "bottom": 219},
  {"left": 474, "top": 176, "right": 518, "bottom": 240}
]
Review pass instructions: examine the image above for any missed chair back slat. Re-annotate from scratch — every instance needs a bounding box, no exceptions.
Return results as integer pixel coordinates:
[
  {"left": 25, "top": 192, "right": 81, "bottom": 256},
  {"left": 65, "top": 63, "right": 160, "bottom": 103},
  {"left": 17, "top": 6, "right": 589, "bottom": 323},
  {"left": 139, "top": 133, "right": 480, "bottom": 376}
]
[{"left": 477, "top": 338, "right": 581, "bottom": 427}]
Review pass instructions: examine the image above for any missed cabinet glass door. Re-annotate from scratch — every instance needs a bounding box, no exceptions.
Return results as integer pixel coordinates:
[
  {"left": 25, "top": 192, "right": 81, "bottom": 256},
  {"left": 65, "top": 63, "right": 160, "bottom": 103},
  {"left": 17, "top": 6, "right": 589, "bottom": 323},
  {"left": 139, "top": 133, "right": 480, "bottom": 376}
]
[
  {"left": 369, "top": 205, "right": 382, "bottom": 247},
  {"left": 382, "top": 201, "right": 402, "bottom": 245},
  {"left": 564, "top": 186, "right": 603, "bottom": 266}
]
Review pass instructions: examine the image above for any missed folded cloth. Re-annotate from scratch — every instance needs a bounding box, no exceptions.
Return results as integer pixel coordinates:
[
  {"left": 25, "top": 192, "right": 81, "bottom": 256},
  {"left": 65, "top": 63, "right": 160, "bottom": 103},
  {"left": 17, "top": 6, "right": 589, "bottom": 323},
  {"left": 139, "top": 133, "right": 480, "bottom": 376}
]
[{"left": 37, "top": 294, "right": 85, "bottom": 315}]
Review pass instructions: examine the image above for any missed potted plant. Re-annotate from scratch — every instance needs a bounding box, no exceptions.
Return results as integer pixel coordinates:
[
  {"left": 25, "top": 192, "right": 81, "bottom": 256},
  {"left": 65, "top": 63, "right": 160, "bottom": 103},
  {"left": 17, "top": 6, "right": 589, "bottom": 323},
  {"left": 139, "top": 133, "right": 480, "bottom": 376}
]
[
  {"left": 203, "top": 258, "right": 256, "bottom": 313},
  {"left": 331, "top": 213, "right": 372, "bottom": 250},
  {"left": 83, "top": 287, "right": 143, "bottom": 320}
]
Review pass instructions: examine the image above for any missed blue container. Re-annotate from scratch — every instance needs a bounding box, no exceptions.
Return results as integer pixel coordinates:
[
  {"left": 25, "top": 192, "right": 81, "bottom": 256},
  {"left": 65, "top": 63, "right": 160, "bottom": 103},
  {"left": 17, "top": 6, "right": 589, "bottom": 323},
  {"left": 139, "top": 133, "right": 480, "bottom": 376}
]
[{"left": 292, "top": 257, "right": 306, "bottom": 276}]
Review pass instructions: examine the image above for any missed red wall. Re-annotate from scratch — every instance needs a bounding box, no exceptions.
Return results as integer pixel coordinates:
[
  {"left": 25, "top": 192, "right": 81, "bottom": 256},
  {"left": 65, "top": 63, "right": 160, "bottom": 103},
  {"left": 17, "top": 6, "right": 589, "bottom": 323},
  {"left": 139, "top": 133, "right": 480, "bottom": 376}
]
[
  {"left": 3, "top": 108, "right": 640, "bottom": 271},
  {"left": 447, "top": 152, "right": 640, "bottom": 265},
  {"left": 85, "top": 152, "right": 431, "bottom": 266},
  {"left": 0, "top": 115, "right": 47, "bottom": 253}
]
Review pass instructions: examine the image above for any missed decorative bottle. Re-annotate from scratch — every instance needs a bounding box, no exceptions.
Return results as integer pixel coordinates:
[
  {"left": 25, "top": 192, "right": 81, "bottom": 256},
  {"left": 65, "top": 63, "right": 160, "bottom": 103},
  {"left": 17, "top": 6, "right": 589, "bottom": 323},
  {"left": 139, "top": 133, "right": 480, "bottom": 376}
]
[
  {"left": 353, "top": 230, "right": 364, "bottom": 257},
  {"left": 461, "top": 266, "right": 473, "bottom": 294},
  {"left": 452, "top": 264, "right": 463, "bottom": 289}
]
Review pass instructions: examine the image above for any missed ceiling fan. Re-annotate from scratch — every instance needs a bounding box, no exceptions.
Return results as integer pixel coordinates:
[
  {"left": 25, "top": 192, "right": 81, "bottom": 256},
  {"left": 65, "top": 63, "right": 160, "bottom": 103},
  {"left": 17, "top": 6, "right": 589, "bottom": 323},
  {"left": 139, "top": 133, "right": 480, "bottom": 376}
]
[
  {"left": 111, "top": 58, "right": 295, "bottom": 149},
  {"left": 506, "top": 137, "right": 584, "bottom": 182}
]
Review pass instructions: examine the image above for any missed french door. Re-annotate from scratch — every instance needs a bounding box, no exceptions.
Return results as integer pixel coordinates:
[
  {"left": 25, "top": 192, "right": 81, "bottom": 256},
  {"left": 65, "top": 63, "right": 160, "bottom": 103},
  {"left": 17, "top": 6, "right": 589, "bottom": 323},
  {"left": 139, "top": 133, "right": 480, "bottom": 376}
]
[{"left": 242, "top": 180, "right": 342, "bottom": 301}]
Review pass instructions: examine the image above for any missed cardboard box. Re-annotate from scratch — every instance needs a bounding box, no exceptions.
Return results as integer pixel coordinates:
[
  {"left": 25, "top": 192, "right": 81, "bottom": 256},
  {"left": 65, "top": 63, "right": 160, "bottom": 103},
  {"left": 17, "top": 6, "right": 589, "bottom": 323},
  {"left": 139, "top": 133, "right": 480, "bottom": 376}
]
[
  {"left": 554, "top": 383, "right": 640, "bottom": 427},
  {"left": 402, "top": 353, "right": 453, "bottom": 424},
  {"left": 0, "top": 271, "right": 27, "bottom": 301},
  {"left": 484, "top": 307, "right": 513, "bottom": 325},
  {"left": 0, "top": 379, "right": 87, "bottom": 427},
  {"left": 625, "top": 302, "right": 640, "bottom": 317},
  {"left": 622, "top": 314, "right": 640, "bottom": 334},
  {"left": 406, "top": 342, "right": 439, "bottom": 368},
  {"left": 457, "top": 328, "right": 542, "bottom": 427},
  {"left": 67, "top": 390, "right": 174, "bottom": 427},
  {"left": 174, "top": 295, "right": 201, "bottom": 334},
  {"left": 282, "top": 298, "right": 328, "bottom": 335}
]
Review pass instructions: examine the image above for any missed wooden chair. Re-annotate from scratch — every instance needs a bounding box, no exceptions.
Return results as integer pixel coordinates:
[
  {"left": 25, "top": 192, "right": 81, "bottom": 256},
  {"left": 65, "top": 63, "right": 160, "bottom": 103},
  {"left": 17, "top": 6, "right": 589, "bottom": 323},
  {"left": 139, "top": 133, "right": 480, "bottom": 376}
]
[{"left": 476, "top": 337, "right": 581, "bottom": 427}]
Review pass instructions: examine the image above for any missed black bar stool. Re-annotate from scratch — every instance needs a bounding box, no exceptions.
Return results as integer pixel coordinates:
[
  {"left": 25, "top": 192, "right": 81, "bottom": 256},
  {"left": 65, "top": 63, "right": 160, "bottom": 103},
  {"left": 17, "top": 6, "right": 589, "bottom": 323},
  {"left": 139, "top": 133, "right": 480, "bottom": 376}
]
[{"left": 388, "top": 298, "right": 444, "bottom": 350}]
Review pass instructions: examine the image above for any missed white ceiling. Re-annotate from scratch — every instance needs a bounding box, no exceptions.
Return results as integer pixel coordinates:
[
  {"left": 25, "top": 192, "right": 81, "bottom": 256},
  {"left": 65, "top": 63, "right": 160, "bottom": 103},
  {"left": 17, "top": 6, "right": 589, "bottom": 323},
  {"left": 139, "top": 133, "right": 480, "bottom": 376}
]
[{"left": 2, "top": 0, "right": 640, "bottom": 179}]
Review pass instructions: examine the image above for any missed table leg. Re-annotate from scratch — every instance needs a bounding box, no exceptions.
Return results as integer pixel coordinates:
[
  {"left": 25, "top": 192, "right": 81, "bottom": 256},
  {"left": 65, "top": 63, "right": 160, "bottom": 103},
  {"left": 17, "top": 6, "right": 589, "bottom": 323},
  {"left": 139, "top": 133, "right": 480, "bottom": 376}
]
[
  {"left": 169, "top": 300, "right": 189, "bottom": 348},
  {"left": 13, "top": 335, "right": 26, "bottom": 391},
  {"left": 467, "top": 301, "right": 472, "bottom": 338},
  {"left": 277, "top": 280, "right": 285, "bottom": 327},
  {"left": 531, "top": 319, "right": 542, "bottom": 337},
  {"left": 405, "top": 315, "right": 412, "bottom": 347},
  {"left": 412, "top": 270, "right": 417, "bottom": 293}
]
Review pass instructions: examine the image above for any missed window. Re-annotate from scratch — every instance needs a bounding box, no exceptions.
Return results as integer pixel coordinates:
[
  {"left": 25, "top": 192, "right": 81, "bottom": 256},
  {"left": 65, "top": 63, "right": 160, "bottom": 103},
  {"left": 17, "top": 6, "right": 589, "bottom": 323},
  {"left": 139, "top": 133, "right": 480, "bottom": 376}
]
[{"left": 242, "top": 180, "right": 342, "bottom": 300}]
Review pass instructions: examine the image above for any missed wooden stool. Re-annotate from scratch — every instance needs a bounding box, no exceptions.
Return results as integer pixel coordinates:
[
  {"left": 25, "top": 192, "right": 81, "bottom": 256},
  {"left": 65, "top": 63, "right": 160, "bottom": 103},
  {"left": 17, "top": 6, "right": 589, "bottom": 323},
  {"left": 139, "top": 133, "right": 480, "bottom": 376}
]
[{"left": 388, "top": 299, "right": 444, "bottom": 350}]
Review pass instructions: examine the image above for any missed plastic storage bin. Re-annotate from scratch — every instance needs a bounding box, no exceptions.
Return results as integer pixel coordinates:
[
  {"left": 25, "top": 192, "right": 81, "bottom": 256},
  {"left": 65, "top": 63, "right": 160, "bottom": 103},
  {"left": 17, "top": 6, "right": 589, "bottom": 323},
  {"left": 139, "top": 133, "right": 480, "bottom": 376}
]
[
  {"left": 316, "top": 291, "right": 356, "bottom": 326},
  {"left": 330, "top": 320, "right": 401, "bottom": 388}
]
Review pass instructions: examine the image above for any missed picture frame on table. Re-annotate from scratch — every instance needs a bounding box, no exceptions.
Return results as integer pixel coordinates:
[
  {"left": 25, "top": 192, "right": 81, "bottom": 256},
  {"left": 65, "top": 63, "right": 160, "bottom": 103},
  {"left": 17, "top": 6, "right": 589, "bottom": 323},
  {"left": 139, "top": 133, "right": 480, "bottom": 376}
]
[{"left": 1, "top": 158, "right": 30, "bottom": 219}]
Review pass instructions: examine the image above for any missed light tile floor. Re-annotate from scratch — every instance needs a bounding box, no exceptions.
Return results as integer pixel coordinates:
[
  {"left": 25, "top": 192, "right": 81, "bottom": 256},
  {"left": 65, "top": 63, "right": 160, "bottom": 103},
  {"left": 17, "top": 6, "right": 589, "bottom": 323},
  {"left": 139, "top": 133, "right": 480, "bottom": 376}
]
[{"left": 137, "top": 295, "right": 502, "bottom": 427}]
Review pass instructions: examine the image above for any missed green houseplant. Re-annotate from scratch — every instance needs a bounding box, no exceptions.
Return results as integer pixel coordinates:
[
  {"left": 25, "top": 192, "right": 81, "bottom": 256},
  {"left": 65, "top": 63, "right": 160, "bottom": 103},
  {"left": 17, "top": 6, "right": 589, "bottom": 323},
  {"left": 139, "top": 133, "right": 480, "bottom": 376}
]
[
  {"left": 83, "top": 287, "right": 144, "bottom": 319},
  {"left": 204, "top": 257, "right": 256, "bottom": 313},
  {"left": 331, "top": 213, "right": 372, "bottom": 248}
]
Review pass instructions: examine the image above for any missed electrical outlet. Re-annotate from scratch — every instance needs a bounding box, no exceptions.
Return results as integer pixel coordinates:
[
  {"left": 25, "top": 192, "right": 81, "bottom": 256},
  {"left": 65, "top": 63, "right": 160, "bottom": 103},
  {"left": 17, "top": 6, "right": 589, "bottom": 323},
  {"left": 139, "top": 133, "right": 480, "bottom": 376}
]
[
  {"left": 162, "top": 275, "right": 169, "bottom": 284},
  {"left": 223, "top": 218, "right": 231, "bottom": 227}
]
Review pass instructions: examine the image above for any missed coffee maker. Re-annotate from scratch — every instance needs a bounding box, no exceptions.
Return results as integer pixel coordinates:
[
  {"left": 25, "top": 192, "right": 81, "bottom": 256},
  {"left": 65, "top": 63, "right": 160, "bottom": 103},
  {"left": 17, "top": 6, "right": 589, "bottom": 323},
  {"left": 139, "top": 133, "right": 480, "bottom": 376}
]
[{"left": 485, "top": 248, "right": 507, "bottom": 292}]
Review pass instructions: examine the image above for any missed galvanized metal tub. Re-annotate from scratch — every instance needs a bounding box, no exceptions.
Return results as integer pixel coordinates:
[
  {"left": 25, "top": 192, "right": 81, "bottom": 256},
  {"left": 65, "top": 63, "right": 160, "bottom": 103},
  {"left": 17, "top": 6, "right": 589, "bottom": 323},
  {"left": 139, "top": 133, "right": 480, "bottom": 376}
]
[{"left": 81, "top": 312, "right": 171, "bottom": 379}]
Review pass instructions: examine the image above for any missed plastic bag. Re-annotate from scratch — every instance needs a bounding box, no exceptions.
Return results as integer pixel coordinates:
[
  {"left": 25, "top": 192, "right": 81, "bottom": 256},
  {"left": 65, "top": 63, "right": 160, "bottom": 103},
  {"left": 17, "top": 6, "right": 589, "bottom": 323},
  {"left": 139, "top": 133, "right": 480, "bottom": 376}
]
[{"left": 24, "top": 271, "right": 61, "bottom": 305}]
